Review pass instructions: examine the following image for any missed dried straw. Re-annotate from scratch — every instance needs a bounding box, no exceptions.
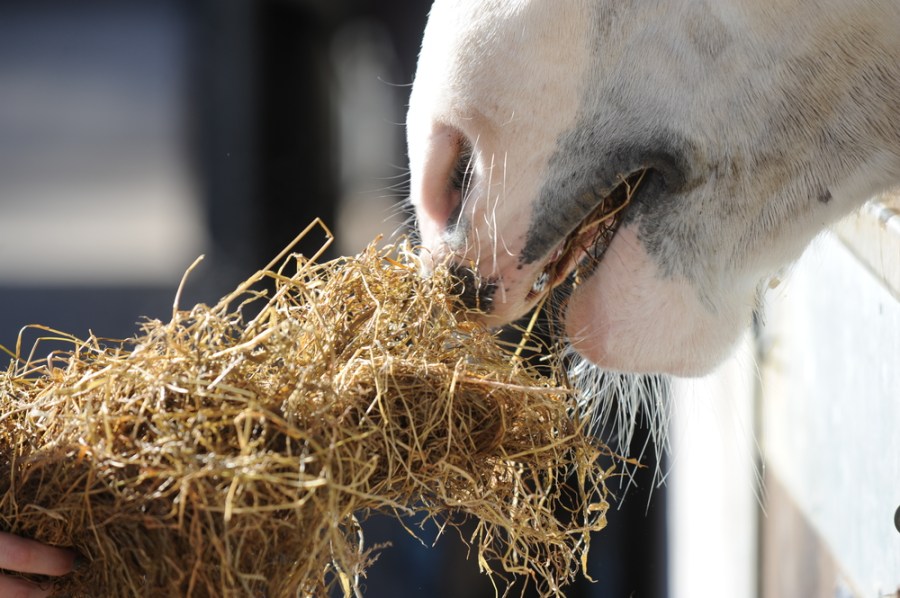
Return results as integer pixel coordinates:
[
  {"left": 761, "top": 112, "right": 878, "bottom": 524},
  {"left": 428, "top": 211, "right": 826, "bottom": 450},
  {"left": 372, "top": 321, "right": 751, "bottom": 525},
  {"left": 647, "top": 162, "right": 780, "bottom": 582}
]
[{"left": 0, "top": 221, "right": 611, "bottom": 597}]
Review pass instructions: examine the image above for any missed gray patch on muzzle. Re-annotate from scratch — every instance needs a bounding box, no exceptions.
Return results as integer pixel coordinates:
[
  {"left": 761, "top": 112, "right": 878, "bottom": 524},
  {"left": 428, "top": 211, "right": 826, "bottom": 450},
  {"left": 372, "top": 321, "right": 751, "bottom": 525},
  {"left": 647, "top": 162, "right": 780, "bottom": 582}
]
[{"left": 520, "top": 121, "right": 697, "bottom": 269}]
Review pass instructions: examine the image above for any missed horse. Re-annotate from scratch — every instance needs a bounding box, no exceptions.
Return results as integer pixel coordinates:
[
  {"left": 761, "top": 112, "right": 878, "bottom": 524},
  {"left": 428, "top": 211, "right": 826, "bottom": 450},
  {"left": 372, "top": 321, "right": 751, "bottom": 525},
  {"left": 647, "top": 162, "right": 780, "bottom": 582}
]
[{"left": 407, "top": 0, "right": 900, "bottom": 377}]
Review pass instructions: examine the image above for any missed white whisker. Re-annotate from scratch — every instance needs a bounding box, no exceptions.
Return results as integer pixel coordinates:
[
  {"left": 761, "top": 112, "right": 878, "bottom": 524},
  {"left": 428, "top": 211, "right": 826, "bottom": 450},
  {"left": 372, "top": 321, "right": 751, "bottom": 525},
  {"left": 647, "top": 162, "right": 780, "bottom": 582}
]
[
  {"left": 455, "top": 133, "right": 481, "bottom": 234},
  {"left": 498, "top": 150, "right": 515, "bottom": 258},
  {"left": 484, "top": 151, "right": 500, "bottom": 275},
  {"left": 564, "top": 349, "right": 672, "bottom": 495}
]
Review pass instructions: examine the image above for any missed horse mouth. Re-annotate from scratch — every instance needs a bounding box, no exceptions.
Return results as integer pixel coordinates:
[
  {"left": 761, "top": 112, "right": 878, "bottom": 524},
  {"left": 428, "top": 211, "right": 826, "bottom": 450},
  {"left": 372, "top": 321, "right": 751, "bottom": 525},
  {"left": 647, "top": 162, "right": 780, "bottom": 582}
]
[{"left": 527, "top": 171, "right": 645, "bottom": 299}]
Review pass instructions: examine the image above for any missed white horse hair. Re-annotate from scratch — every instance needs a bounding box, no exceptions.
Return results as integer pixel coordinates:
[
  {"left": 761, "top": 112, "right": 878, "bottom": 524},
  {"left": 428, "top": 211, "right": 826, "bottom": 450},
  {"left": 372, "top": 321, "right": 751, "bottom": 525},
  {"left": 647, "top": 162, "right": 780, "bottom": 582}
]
[{"left": 407, "top": 0, "right": 900, "bottom": 453}]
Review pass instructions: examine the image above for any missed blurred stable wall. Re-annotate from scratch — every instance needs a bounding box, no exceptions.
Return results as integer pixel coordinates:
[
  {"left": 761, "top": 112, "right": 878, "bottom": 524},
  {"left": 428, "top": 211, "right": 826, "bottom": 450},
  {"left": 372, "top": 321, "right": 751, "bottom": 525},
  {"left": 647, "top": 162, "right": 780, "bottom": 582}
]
[
  {"left": 0, "top": 0, "right": 422, "bottom": 342},
  {"left": 0, "top": 2, "right": 669, "bottom": 597}
]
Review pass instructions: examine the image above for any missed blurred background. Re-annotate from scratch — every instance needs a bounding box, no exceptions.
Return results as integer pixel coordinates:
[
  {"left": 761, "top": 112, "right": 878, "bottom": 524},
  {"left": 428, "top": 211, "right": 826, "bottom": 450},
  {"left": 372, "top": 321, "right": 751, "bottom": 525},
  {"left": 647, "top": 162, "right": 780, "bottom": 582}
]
[{"left": 0, "top": 1, "right": 666, "bottom": 595}]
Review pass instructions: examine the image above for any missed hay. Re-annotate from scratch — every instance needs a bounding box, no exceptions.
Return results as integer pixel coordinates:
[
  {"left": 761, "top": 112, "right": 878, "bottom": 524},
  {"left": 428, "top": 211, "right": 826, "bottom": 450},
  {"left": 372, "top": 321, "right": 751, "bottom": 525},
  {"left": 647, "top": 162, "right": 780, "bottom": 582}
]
[{"left": 0, "top": 221, "right": 611, "bottom": 597}]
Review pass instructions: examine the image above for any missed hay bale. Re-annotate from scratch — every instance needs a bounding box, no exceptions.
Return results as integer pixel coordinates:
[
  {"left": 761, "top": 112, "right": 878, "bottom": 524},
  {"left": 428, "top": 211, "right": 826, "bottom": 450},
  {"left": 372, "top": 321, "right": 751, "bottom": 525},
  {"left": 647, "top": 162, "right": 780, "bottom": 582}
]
[{"left": 0, "top": 222, "right": 611, "bottom": 597}]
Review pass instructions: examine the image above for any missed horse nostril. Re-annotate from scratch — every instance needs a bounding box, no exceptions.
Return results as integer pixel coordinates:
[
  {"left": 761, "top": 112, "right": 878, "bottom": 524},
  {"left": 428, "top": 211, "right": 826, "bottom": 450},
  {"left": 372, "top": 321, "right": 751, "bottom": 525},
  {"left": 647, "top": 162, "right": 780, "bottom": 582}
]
[
  {"left": 448, "top": 136, "right": 475, "bottom": 200},
  {"left": 411, "top": 125, "right": 476, "bottom": 241},
  {"left": 447, "top": 262, "right": 497, "bottom": 313}
]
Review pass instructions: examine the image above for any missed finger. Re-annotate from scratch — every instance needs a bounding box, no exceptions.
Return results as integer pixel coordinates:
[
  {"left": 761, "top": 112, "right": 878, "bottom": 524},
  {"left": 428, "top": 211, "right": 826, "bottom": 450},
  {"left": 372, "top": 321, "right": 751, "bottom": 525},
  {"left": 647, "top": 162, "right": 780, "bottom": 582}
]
[
  {"left": 0, "top": 573, "right": 52, "bottom": 598},
  {"left": 0, "top": 532, "right": 76, "bottom": 577}
]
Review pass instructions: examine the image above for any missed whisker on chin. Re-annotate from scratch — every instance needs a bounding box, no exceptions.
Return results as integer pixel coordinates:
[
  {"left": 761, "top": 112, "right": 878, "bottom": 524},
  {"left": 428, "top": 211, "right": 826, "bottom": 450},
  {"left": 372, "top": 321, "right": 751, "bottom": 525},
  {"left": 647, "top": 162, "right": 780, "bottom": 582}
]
[{"left": 564, "top": 349, "right": 672, "bottom": 495}]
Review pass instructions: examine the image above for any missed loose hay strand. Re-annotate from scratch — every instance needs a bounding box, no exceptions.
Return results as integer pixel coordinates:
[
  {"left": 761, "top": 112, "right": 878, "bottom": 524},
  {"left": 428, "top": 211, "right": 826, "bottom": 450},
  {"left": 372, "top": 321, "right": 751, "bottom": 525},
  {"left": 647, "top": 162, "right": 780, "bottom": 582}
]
[{"left": 0, "top": 224, "right": 612, "bottom": 597}]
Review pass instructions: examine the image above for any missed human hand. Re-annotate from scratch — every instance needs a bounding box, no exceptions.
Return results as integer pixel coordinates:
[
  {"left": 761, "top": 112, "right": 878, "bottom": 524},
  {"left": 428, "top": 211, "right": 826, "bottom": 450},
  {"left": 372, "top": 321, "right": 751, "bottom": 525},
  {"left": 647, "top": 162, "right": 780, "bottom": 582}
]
[{"left": 0, "top": 531, "right": 77, "bottom": 598}]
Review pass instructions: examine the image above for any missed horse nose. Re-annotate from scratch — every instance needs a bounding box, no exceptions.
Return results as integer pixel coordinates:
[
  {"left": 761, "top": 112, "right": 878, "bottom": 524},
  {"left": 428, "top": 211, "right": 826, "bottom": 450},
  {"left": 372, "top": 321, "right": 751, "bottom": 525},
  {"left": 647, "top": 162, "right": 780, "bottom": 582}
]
[{"left": 447, "top": 262, "right": 497, "bottom": 314}]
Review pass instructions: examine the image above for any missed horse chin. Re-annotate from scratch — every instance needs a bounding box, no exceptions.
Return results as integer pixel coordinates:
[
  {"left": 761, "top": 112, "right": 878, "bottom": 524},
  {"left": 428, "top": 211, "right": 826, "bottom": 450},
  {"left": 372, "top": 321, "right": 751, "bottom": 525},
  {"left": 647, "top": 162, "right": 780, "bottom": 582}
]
[{"left": 562, "top": 226, "right": 749, "bottom": 377}]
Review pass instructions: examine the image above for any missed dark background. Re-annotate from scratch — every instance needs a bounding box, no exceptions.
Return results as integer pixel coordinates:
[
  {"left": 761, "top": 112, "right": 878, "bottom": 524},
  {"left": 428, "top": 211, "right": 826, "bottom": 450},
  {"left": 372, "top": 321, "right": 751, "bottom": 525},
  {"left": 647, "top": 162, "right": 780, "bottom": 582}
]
[{"left": 0, "top": 1, "right": 666, "bottom": 595}]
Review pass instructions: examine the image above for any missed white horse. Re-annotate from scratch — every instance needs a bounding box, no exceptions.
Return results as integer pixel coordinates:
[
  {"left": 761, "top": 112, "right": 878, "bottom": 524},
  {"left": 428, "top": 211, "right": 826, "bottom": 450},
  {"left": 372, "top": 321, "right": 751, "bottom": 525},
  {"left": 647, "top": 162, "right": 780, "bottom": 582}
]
[
  {"left": 2, "top": 0, "right": 899, "bottom": 592},
  {"left": 407, "top": 0, "right": 900, "bottom": 377}
]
